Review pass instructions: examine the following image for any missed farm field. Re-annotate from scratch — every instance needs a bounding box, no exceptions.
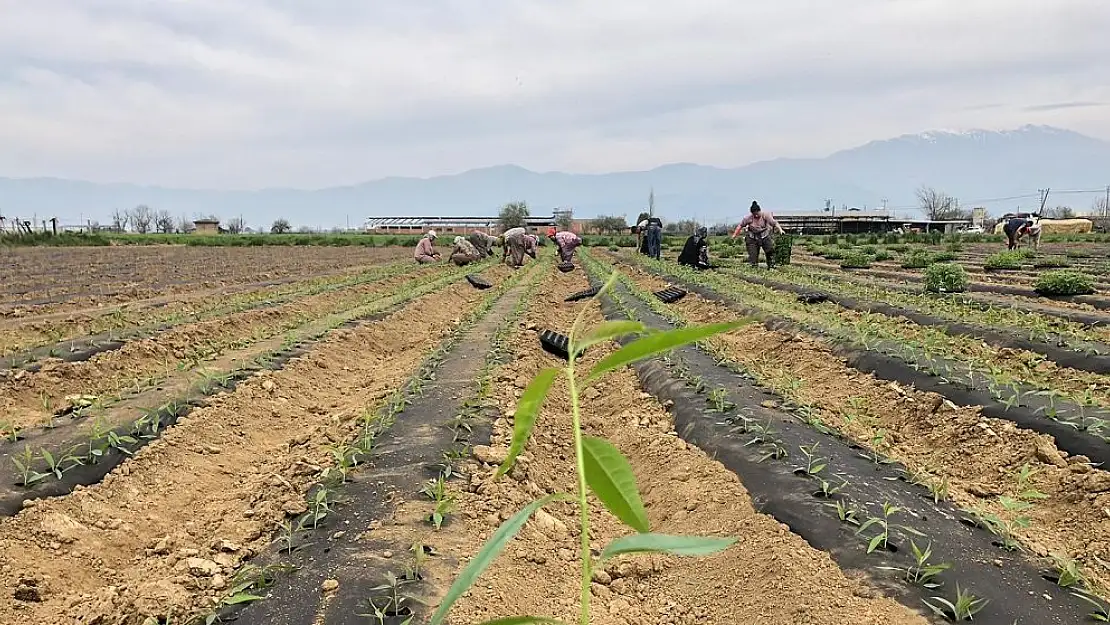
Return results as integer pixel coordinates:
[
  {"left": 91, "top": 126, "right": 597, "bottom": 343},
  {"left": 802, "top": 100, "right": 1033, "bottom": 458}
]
[{"left": 1, "top": 242, "right": 1108, "bottom": 624}]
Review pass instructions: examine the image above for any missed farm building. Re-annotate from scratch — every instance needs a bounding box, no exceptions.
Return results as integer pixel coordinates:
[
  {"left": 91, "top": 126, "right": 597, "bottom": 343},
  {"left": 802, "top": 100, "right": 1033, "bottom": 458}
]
[
  {"left": 192, "top": 218, "right": 220, "bottom": 235},
  {"left": 774, "top": 212, "right": 972, "bottom": 234}
]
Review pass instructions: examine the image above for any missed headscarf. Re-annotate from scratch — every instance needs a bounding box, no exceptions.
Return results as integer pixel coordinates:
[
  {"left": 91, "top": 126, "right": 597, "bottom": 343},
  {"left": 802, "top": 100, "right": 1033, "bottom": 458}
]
[
  {"left": 427, "top": 230, "right": 437, "bottom": 239},
  {"left": 750, "top": 201, "right": 761, "bottom": 213},
  {"left": 546, "top": 226, "right": 557, "bottom": 237},
  {"left": 454, "top": 236, "right": 464, "bottom": 246},
  {"left": 696, "top": 226, "right": 708, "bottom": 239}
]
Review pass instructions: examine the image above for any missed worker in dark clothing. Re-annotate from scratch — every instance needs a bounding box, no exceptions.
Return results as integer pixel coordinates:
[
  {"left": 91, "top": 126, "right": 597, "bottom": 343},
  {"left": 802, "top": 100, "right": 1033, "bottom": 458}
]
[
  {"left": 1003, "top": 216, "right": 1036, "bottom": 250},
  {"left": 645, "top": 216, "right": 663, "bottom": 259},
  {"left": 677, "top": 227, "right": 711, "bottom": 269}
]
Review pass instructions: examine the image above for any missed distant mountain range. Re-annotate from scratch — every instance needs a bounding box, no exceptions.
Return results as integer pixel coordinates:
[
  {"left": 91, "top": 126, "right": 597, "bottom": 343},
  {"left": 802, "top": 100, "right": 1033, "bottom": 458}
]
[{"left": 2, "top": 125, "right": 1108, "bottom": 228}]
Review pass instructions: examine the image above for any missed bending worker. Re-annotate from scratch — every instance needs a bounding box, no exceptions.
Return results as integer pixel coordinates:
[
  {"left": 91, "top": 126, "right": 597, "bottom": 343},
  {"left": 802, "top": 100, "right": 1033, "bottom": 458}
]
[
  {"left": 732, "top": 201, "right": 784, "bottom": 269},
  {"left": 467, "top": 230, "right": 500, "bottom": 257},
  {"left": 547, "top": 227, "right": 582, "bottom": 263},
  {"left": 450, "top": 236, "right": 482, "bottom": 266},
  {"left": 678, "top": 227, "right": 711, "bottom": 270},
  {"left": 1003, "top": 215, "right": 1042, "bottom": 251},
  {"left": 414, "top": 230, "right": 441, "bottom": 264},
  {"left": 502, "top": 227, "right": 538, "bottom": 267}
]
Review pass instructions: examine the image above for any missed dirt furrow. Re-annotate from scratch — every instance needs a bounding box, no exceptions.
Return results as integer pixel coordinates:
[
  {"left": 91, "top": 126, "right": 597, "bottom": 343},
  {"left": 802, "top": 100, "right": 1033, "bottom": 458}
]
[
  {"left": 605, "top": 256, "right": 1110, "bottom": 598},
  {"left": 0, "top": 272, "right": 499, "bottom": 625}
]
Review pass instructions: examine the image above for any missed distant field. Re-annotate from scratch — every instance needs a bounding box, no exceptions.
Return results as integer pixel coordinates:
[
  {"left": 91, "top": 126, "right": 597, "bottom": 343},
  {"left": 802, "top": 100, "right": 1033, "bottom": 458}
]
[{"left": 0, "top": 231, "right": 643, "bottom": 247}]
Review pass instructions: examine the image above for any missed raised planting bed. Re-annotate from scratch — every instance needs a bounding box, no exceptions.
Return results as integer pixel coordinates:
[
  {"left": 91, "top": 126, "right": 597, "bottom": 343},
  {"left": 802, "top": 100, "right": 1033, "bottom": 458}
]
[
  {"left": 212, "top": 265, "right": 539, "bottom": 625},
  {"left": 719, "top": 268, "right": 1110, "bottom": 374},
  {"left": 593, "top": 278, "right": 1095, "bottom": 625}
]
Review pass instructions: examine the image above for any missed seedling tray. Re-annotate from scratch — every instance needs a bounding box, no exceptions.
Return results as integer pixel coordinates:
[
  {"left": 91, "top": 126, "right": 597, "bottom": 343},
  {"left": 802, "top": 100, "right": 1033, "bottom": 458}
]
[
  {"left": 539, "top": 330, "right": 577, "bottom": 360},
  {"left": 465, "top": 274, "right": 493, "bottom": 290},
  {"left": 653, "top": 286, "right": 687, "bottom": 303},
  {"left": 564, "top": 286, "right": 601, "bottom": 302},
  {"left": 797, "top": 292, "right": 828, "bottom": 304},
  {"left": 557, "top": 262, "right": 576, "bottom": 273}
]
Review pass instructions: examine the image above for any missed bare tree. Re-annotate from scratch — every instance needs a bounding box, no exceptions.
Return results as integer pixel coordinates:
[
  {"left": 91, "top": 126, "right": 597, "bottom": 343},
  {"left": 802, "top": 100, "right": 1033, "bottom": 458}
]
[
  {"left": 176, "top": 214, "right": 194, "bottom": 234},
  {"left": 670, "top": 219, "right": 700, "bottom": 235},
  {"left": 271, "top": 219, "right": 292, "bottom": 234},
  {"left": 128, "top": 205, "right": 154, "bottom": 233},
  {"left": 111, "top": 208, "right": 130, "bottom": 232},
  {"left": 916, "top": 186, "right": 966, "bottom": 221},
  {"left": 226, "top": 217, "right": 246, "bottom": 234},
  {"left": 555, "top": 212, "right": 573, "bottom": 231},
  {"left": 154, "top": 210, "right": 175, "bottom": 234},
  {"left": 1094, "top": 197, "right": 1110, "bottom": 217},
  {"left": 1043, "top": 205, "right": 1076, "bottom": 219}
]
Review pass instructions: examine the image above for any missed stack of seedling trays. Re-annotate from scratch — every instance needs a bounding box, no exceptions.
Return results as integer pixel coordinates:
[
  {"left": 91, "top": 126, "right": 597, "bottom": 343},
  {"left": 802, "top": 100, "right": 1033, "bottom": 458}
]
[
  {"left": 653, "top": 286, "right": 687, "bottom": 303},
  {"left": 539, "top": 330, "right": 576, "bottom": 360},
  {"left": 466, "top": 274, "right": 493, "bottom": 290},
  {"left": 564, "top": 285, "right": 601, "bottom": 302}
]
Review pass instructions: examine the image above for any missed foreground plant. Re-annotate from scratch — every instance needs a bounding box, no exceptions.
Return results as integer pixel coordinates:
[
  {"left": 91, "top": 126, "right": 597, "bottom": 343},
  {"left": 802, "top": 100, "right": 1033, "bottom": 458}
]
[
  {"left": 924, "top": 584, "right": 988, "bottom": 621},
  {"left": 428, "top": 272, "right": 745, "bottom": 625}
]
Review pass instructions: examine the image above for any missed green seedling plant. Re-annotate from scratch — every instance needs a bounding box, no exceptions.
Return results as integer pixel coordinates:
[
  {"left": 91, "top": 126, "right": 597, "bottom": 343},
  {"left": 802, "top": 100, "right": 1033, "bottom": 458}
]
[
  {"left": 792, "top": 442, "right": 827, "bottom": 477},
  {"left": 1015, "top": 463, "right": 1048, "bottom": 501},
  {"left": 428, "top": 271, "right": 744, "bottom": 625},
  {"left": 361, "top": 571, "right": 417, "bottom": 625},
  {"left": 0, "top": 420, "right": 22, "bottom": 443},
  {"left": 1050, "top": 553, "right": 1084, "bottom": 588},
  {"left": 924, "top": 584, "right": 988, "bottom": 621},
  {"left": 707, "top": 387, "right": 735, "bottom": 413},
  {"left": 827, "top": 499, "right": 861, "bottom": 526},
  {"left": 857, "top": 502, "right": 924, "bottom": 553},
  {"left": 13, "top": 446, "right": 48, "bottom": 486},
  {"left": 300, "top": 485, "right": 335, "bottom": 530},
  {"left": 880, "top": 540, "right": 950, "bottom": 589},
  {"left": 815, "top": 475, "right": 848, "bottom": 499},
  {"left": 423, "top": 473, "right": 457, "bottom": 529},
  {"left": 1073, "top": 589, "right": 1110, "bottom": 621}
]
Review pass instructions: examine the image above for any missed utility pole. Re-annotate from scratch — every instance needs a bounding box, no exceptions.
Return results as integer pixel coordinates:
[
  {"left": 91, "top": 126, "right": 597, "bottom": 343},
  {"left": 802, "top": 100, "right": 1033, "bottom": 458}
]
[
  {"left": 881, "top": 198, "right": 888, "bottom": 212},
  {"left": 1104, "top": 185, "right": 1109, "bottom": 216},
  {"left": 1038, "top": 188, "right": 1051, "bottom": 214}
]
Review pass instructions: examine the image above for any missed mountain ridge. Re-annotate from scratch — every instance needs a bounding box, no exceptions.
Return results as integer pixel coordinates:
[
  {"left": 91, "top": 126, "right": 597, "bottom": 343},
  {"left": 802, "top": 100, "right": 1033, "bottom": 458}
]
[{"left": 2, "top": 125, "right": 1108, "bottom": 227}]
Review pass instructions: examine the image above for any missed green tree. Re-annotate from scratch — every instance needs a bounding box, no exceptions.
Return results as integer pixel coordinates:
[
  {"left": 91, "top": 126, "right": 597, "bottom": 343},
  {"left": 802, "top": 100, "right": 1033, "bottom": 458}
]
[
  {"left": 270, "top": 219, "right": 292, "bottom": 234},
  {"left": 499, "top": 201, "right": 530, "bottom": 231},
  {"left": 590, "top": 215, "right": 628, "bottom": 234}
]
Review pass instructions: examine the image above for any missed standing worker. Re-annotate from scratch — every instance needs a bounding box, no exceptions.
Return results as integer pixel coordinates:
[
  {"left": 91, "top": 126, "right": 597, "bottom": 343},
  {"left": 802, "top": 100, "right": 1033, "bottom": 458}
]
[
  {"left": 732, "top": 201, "right": 785, "bottom": 269},
  {"left": 449, "top": 236, "right": 482, "bottom": 266},
  {"left": 645, "top": 216, "right": 663, "bottom": 259},
  {"left": 414, "top": 230, "right": 441, "bottom": 264},
  {"left": 548, "top": 228, "right": 582, "bottom": 263},
  {"left": 467, "top": 230, "right": 500, "bottom": 257},
  {"left": 502, "top": 227, "right": 538, "bottom": 267}
]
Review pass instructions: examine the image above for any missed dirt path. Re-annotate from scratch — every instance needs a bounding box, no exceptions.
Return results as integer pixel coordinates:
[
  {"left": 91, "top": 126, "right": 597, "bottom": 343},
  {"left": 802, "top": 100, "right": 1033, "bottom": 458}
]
[
  {"left": 0, "top": 272, "right": 499, "bottom": 624},
  {"left": 423, "top": 269, "right": 925, "bottom": 624}
]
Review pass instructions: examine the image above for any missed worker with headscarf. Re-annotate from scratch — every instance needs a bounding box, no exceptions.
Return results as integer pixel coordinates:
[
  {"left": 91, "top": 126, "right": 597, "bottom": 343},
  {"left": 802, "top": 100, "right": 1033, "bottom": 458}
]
[
  {"left": 501, "top": 227, "right": 538, "bottom": 267},
  {"left": 547, "top": 227, "right": 582, "bottom": 263},
  {"left": 732, "top": 201, "right": 784, "bottom": 269},
  {"left": 678, "top": 227, "right": 711, "bottom": 269},
  {"left": 450, "top": 236, "right": 482, "bottom": 266},
  {"left": 1003, "top": 214, "right": 1042, "bottom": 251},
  {"left": 414, "top": 230, "right": 441, "bottom": 264},
  {"left": 468, "top": 230, "right": 500, "bottom": 257}
]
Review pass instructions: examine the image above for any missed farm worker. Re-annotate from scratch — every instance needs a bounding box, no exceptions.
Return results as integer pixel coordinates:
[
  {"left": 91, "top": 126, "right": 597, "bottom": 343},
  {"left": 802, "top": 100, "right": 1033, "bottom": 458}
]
[
  {"left": 414, "top": 230, "right": 441, "bottom": 264},
  {"left": 1003, "top": 216, "right": 1040, "bottom": 251},
  {"left": 467, "top": 230, "right": 500, "bottom": 257},
  {"left": 732, "top": 201, "right": 784, "bottom": 269},
  {"left": 636, "top": 219, "right": 649, "bottom": 254},
  {"left": 644, "top": 217, "right": 663, "bottom": 259},
  {"left": 502, "top": 227, "right": 538, "bottom": 267},
  {"left": 549, "top": 230, "right": 582, "bottom": 263},
  {"left": 449, "top": 236, "right": 482, "bottom": 266},
  {"left": 678, "top": 227, "right": 711, "bottom": 270}
]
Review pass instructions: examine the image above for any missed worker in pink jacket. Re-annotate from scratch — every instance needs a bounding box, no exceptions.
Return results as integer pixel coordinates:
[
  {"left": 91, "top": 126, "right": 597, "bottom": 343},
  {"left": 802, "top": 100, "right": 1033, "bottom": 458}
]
[
  {"left": 732, "top": 201, "right": 784, "bottom": 269},
  {"left": 414, "top": 230, "right": 441, "bottom": 263},
  {"left": 547, "top": 227, "right": 582, "bottom": 263}
]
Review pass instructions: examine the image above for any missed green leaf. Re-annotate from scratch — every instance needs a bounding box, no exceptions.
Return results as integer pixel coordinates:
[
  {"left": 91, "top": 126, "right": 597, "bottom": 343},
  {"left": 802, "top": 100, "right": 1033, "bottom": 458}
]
[
  {"left": 572, "top": 320, "right": 645, "bottom": 356},
  {"left": 495, "top": 368, "right": 559, "bottom": 479},
  {"left": 600, "top": 533, "right": 736, "bottom": 561},
  {"left": 586, "top": 321, "right": 747, "bottom": 383},
  {"left": 428, "top": 494, "right": 564, "bottom": 625},
  {"left": 222, "top": 592, "right": 265, "bottom": 605},
  {"left": 476, "top": 617, "right": 569, "bottom": 625},
  {"left": 582, "top": 436, "right": 649, "bottom": 533},
  {"left": 867, "top": 534, "right": 886, "bottom": 553}
]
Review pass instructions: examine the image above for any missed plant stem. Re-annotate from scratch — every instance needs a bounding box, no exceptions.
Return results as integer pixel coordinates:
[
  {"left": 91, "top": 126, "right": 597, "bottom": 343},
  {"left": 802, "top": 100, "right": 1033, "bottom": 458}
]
[{"left": 566, "top": 356, "right": 592, "bottom": 625}]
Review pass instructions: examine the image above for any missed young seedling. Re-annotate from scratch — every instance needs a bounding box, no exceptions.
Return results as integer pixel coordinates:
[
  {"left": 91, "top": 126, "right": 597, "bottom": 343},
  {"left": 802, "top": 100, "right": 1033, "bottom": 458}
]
[
  {"left": 924, "top": 584, "right": 988, "bottom": 621},
  {"left": 1015, "top": 463, "right": 1048, "bottom": 501},
  {"left": 815, "top": 475, "right": 849, "bottom": 499},
  {"left": 827, "top": 500, "right": 861, "bottom": 526},
  {"left": 1072, "top": 589, "right": 1110, "bottom": 622},
  {"left": 273, "top": 520, "right": 310, "bottom": 554},
  {"left": 792, "top": 442, "right": 827, "bottom": 478},
  {"left": 880, "top": 540, "right": 950, "bottom": 588},
  {"left": 427, "top": 271, "right": 745, "bottom": 625},
  {"left": 361, "top": 572, "right": 417, "bottom": 624},
  {"left": 1049, "top": 553, "right": 1085, "bottom": 588},
  {"left": 0, "top": 421, "right": 22, "bottom": 443},
  {"left": 422, "top": 474, "right": 456, "bottom": 529},
  {"left": 857, "top": 502, "right": 924, "bottom": 553},
  {"left": 707, "top": 387, "right": 735, "bottom": 413},
  {"left": 300, "top": 486, "right": 335, "bottom": 530},
  {"left": 13, "top": 446, "right": 48, "bottom": 486}
]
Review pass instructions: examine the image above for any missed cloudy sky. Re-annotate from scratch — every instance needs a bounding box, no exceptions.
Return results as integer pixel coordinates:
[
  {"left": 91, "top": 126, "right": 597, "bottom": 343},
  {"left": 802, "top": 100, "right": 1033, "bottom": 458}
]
[{"left": 1, "top": 0, "right": 1108, "bottom": 189}]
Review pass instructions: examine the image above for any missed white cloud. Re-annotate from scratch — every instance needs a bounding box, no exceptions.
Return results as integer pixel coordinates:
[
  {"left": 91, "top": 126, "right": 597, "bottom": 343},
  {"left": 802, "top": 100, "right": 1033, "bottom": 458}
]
[{"left": 0, "top": 0, "right": 1107, "bottom": 187}]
